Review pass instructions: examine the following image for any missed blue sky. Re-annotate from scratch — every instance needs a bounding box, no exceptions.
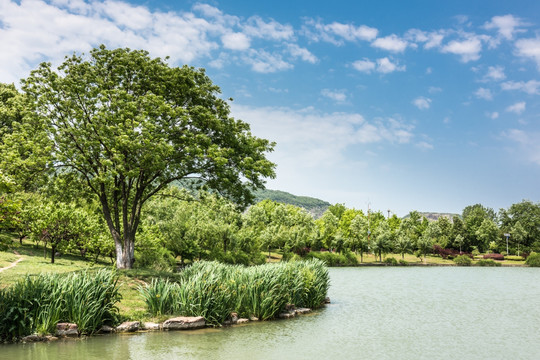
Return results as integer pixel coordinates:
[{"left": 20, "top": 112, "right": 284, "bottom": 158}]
[{"left": 1, "top": 0, "right": 540, "bottom": 216}]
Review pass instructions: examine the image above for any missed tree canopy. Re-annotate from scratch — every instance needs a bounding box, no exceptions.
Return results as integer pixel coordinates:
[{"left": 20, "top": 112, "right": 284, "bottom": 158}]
[{"left": 13, "top": 46, "right": 276, "bottom": 268}]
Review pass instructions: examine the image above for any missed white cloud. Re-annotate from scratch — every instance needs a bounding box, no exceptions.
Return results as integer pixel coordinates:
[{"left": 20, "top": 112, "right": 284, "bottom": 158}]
[
  {"left": 302, "top": 19, "right": 378, "bottom": 45},
  {"left": 474, "top": 87, "right": 493, "bottom": 100},
  {"left": 371, "top": 34, "right": 408, "bottom": 53},
  {"left": 428, "top": 86, "right": 442, "bottom": 94},
  {"left": 441, "top": 36, "right": 483, "bottom": 62},
  {"left": 412, "top": 96, "right": 432, "bottom": 110},
  {"left": 242, "top": 16, "right": 294, "bottom": 40},
  {"left": 515, "top": 38, "right": 540, "bottom": 69},
  {"left": 415, "top": 141, "right": 434, "bottom": 150},
  {"left": 503, "top": 129, "right": 540, "bottom": 165},
  {"left": 0, "top": 0, "right": 221, "bottom": 82},
  {"left": 501, "top": 80, "right": 540, "bottom": 95},
  {"left": 321, "top": 89, "right": 347, "bottom": 102},
  {"left": 221, "top": 32, "right": 250, "bottom": 50},
  {"left": 506, "top": 101, "right": 526, "bottom": 114},
  {"left": 352, "top": 58, "right": 376, "bottom": 73},
  {"left": 405, "top": 29, "right": 444, "bottom": 49},
  {"left": 352, "top": 57, "right": 405, "bottom": 74},
  {"left": 287, "top": 44, "right": 318, "bottom": 63},
  {"left": 231, "top": 104, "right": 415, "bottom": 169},
  {"left": 484, "top": 65, "right": 506, "bottom": 81},
  {"left": 325, "top": 22, "right": 378, "bottom": 42},
  {"left": 376, "top": 57, "right": 405, "bottom": 73},
  {"left": 0, "top": 0, "right": 316, "bottom": 83},
  {"left": 488, "top": 111, "right": 499, "bottom": 119},
  {"left": 243, "top": 49, "right": 293, "bottom": 73},
  {"left": 484, "top": 15, "right": 526, "bottom": 40}
]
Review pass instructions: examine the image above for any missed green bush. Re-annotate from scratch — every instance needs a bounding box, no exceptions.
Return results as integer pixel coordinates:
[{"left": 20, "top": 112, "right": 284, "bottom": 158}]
[
  {"left": 525, "top": 252, "right": 540, "bottom": 267},
  {"left": 399, "top": 259, "right": 409, "bottom": 266},
  {"left": 305, "top": 251, "right": 357, "bottom": 266},
  {"left": 454, "top": 255, "right": 472, "bottom": 266},
  {"left": 344, "top": 251, "right": 359, "bottom": 265},
  {"left": 476, "top": 259, "right": 501, "bottom": 267},
  {"left": 505, "top": 255, "right": 525, "bottom": 261},
  {"left": 383, "top": 257, "right": 398, "bottom": 266}
]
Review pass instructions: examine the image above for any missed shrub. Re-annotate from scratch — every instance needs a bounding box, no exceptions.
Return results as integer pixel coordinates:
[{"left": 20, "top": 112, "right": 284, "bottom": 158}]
[
  {"left": 399, "top": 259, "right": 409, "bottom": 266},
  {"left": 476, "top": 259, "right": 501, "bottom": 267},
  {"left": 525, "top": 253, "right": 540, "bottom": 267},
  {"left": 305, "top": 251, "right": 357, "bottom": 266},
  {"left": 483, "top": 253, "right": 504, "bottom": 260},
  {"left": 454, "top": 255, "right": 472, "bottom": 266},
  {"left": 383, "top": 257, "right": 398, "bottom": 266},
  {"left": 504, "top": 255, "right": 525, "bottom": 261},
  {"left": 344, "top": 251, "right": 358, "bottom": 265}
]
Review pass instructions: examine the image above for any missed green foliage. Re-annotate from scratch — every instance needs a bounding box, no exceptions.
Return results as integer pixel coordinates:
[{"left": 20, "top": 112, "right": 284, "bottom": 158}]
[
  {"left": 399, "top": 259, "right": 409, "bottom": 266},
  {"left": 139, "top": 260, "right": 329, "bottom": 324},
  {"left": 305, "top": 251, "right": 357, "bottom": 266},
  {"left": 15, "top": 46, "right": 275, "bottom": 269},
  {"left": 453, "top": 255, "right": 472, "bottom": 266},
  {"left": 476, "top": 259, "right": 501, "bottom": 267},
  {"left": 383, "top": 257, "right": 398, "bottom": 265},
  {"left": 504, "top": 255, "right": 525, "bottom": 261},
  {"left": 0, "top": 269, "right": 120, "bottom": 341},
  {"left": 525, "top": 253, "right": 540, "bottom": 267}
]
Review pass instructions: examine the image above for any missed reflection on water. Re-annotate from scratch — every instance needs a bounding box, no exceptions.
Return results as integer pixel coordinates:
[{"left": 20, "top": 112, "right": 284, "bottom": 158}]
[{"left": 4, "top": 267, "right": 540, "bottom": 360}]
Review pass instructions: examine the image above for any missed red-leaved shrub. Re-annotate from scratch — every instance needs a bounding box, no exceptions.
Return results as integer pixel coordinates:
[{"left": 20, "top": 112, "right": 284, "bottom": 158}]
[{"left": 483, "top": 253, "right": 504, "bottom": 260}]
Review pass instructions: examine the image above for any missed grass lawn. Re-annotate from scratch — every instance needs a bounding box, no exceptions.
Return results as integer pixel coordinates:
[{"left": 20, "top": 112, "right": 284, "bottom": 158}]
[{"left": 0, "top": 237, "right": 171, "bottom": 322}]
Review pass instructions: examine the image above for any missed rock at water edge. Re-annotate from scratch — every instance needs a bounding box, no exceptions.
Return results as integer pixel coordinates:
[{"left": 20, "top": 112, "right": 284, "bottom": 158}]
[
  {"left": 116, "top": 321, "right": 140, "bottom": 332},
  {"left": 162, "top": 316, "right": 206, "bottom": 330},
  {"left": 56, "top": 323, "right": 79, "bottom": 337}
]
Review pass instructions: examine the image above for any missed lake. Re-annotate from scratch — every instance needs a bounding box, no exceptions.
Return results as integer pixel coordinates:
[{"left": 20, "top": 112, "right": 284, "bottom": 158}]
[{"left": 4, "top": 267, "right": 540, "bottom": 359}]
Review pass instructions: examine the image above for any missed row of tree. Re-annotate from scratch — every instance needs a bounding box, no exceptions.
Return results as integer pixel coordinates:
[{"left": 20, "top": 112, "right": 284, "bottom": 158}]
[{"left": 2, "top": 181, "right": 538, "bottom": 267}]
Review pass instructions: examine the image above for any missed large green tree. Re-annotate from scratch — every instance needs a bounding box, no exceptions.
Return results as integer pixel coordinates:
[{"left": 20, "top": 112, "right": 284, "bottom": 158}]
[{"left": 20, "top": 46, "right": 275, "bottom": 269}]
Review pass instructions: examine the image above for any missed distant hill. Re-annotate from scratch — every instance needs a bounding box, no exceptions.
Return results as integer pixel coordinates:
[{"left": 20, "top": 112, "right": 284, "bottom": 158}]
[
  {"left": 253, "top": 189, "right": 330, "bottom": 218},
  {"left": 403, "top": 212, "right": 460, "bottom": 222}
]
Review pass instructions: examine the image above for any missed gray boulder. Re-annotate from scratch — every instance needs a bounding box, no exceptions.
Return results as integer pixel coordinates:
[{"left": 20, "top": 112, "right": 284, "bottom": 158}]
[
  {"left": 116, "top": 321, "right": 140, "bottom": 332},
  {"left": 162, "top": 316, "right": 206, "bottom": 330},
  {"left": 56, "top": 323, "right": 79, "bottom": 337},
  {"left": 295, "top": 308, "right": 312, "bottom": 315},
  {"left": 143, "top": 322, "right": 161, "bottom": 330}
]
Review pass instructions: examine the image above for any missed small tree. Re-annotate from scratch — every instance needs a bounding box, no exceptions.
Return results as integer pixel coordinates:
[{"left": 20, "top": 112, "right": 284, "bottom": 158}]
[
  {"left": 394, "top": 234, "right": 413, "bottom": 260},
  {"left": 454, "top": 234, "right": 465, "bottom": 253}
]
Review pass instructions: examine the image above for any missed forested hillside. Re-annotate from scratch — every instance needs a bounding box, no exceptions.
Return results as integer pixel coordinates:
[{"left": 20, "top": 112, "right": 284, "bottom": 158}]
[{"left": 253, "top": 189, "right": 330, "bottom": 218}]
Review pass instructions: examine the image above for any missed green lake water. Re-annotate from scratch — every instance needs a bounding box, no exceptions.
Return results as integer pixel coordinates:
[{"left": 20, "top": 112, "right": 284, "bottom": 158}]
[{"left": 4, "top": 267, "right": 540, "bottom": 359}]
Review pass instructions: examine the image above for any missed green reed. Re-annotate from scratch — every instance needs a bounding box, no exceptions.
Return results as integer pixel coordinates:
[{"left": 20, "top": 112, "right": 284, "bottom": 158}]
[
  {"left": 139, "top": 259, "right": 330, "bottom": 325},
  {"left": 0, "top": 269, "right": 121, "bottom": 341}
]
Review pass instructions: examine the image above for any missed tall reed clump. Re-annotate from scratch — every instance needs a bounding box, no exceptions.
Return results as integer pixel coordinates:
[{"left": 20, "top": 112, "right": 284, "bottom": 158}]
[
  {"left": 139, "top": 259, "right": 330, "bottom": 325},
  {"left": 0, "top": 269, "right": 121, "bottom": 341}
]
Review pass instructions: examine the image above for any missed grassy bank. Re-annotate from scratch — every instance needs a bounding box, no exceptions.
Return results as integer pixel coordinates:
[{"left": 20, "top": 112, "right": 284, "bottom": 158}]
[{"left": 0, "top": 240, "right": 329, "bottom": 341}]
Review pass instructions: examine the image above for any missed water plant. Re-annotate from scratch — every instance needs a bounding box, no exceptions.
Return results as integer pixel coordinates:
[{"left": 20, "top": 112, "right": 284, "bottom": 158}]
[
  {"left": 139, "top": 259, "right": 330, "bottom": 325},
  {"left": 0, "top": 269, "right": 121, "bottom": 341}
]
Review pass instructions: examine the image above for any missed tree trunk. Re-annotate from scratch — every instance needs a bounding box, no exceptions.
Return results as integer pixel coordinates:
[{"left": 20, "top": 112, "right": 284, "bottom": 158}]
[{"left": 51, "top": 244, "right": 56, "bottom": 264}]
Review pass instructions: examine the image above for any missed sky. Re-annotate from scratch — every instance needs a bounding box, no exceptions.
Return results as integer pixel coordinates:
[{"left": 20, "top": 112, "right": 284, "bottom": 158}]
[{"left": 1, "top": 0, "right": 540, "bottom": 216}]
